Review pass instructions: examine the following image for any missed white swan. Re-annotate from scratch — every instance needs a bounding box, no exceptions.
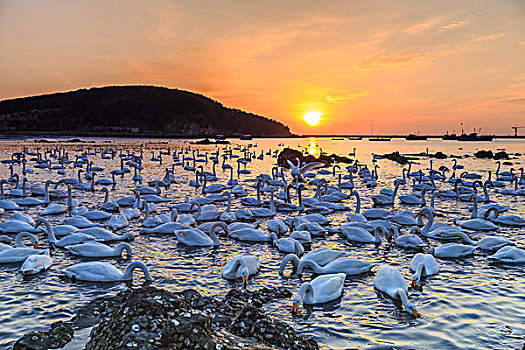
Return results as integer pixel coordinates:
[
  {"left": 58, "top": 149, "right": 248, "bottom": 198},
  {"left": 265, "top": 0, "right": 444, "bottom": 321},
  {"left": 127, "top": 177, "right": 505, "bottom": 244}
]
[
  {"left": 273, "top": 237, "right": 304, "bottom": 255},
  {"left": 362, "top": 208, "right": 390, "bottom": 220},
  {"left": 62, "top": 261, "right": 153, "bottom": 282},
  {"left": 278, "top": 249, "right": 348, "bottom": 274},
  {"left": 20, "top": 250, "right": 53, "bottom": 274},
  {"left": 454, "top": 216, "right": 497, "bottom": 231},
  {"left": 0, "top": 180, "right": 22, "bottom": 210},
  {"left": 229, "top": 228, "right": 277, "bottom": 242},
  {"left": 410, "top": 253, "right": 439, "bottom": 287},
  {"left": 108, "top": 214, "right": 129, "bottom": 231},
  {"left": 0, "top": 246, "right": 45, "bottom": 263},
  {"left": 373, "top": 264, "right": 418, "bottom": 316},
  {"left": 429, "top": 243, "right": 477, "bottom": 258},
  {"left": 75, "top": 227, "right": 134, "bottom": 242},
  {"left": 387, "top": 226, "right": 427, "bottom": 249},
  {"left": 62, "top": 216, "right": 103, "bottom": 228},
  {"left": 40, "top": 185, "right": 73, "bottom": 215},
  {"left": 292, "top": 273, "right": 345, "bottom": 312},
  {"left": 100, "top": 187, "right": 119, "bottom": 212},
  {"left": 140, "top": 221, "right": 189, "bottom": 235},
  {"left": 175, "top": 222, "right": 226, "bottom": 247},
  {"left": 342, "top": 226, "right": 385, "bottom": 244},
  {"left": 66, "top": 242, "right": 132, "bottom": 258},
  {"left": 488, "top": 246, "right": 525, "bottom": 264},
  {"left": 399, "top": 188, "right": 427, "bottom": 205},
  {"left": 267, "top": 219, "right": 287, "bottom": 234},
  {"left": 346, "top": 191, "right": 367, "bottom": 223},
  {"left": 372, "top": 180, "right": 401, "bottom": 205},
  {"left": 297, "top": 258, "right": 376, "bottom": 276},
  {"left": 36, "top": 217, "right": 96, "bottom": 248},
  {"left": 0, "top": 219, "right": 41, "bottom": 234},
  {"left": 219, "top": 192, "right": 236, "bottom": 223},
  {"left": 191, "top": 202, "right": 221, "bottom": 222},
  {"left": 0, "top": 232, "right": 39, "bottom": 252},
  {"left": 287, "top": 158, "right": 325, "bottom": 182},
  {"left": 222, "top": 255, "right": 262, "bottom": 285},
  {"left": 82, "top": 210, "right": 112, "bottom": 221},
  {"left": 485, "top": 207, "right": 525, "bottom": 227}
]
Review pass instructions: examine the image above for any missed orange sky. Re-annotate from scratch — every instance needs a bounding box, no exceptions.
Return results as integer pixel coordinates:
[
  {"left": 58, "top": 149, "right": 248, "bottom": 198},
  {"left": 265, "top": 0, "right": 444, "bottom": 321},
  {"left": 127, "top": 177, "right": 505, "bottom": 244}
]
[{"left": 1, "top": 0, "right": 524, "bottom": 135}]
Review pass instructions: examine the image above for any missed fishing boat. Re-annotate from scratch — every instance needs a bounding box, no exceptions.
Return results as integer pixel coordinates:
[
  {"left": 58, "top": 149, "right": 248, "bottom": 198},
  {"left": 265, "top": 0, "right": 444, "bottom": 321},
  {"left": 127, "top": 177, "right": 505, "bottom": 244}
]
[
  {"left": 405, "top": 133, "right": 427, "bottom": 140},
  {"left": 442, "top": 132, "right": 458, "bottom": 140},
  {"left": 458, "top": 132, "right": 494, "bottom": 141},
  {"left": 347, "top": 136, "right": 363, "bottom": 140},
  {"left": 369, "top": 137, "right": 391, "bottom": 141}
]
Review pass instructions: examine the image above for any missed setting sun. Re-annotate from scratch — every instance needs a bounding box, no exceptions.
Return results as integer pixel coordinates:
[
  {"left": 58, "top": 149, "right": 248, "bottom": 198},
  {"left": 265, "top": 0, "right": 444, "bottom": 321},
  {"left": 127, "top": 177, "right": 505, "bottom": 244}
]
[{"left": 303, "top": 111, "right": 322, "bottom": 126}]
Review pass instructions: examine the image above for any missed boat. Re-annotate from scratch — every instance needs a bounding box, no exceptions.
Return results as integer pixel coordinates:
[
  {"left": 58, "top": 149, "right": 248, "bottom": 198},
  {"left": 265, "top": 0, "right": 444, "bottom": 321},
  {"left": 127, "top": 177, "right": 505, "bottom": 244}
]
[
  {"left": 215, "top": 135, "right": 226, "bottom": 140},
  {"left": 332, "top": 138, "right": 345, "bottom": 141},
  {"left": 442, "top": 132, "right": 458, "bottom": 140},
  {"left": 347, "top": 136, "right": 363, "bottom": 140},
  {"left": 405, "top": 133, "right": 427, "bottom": 140},
  {"left": 458, "top": 132, "right": 494, "bottom": 141},
  {"left": 240, "top": 134, "right": 252, "bottom": 140},
  {"left": 369, "top": 137, "right": 391, "bottom": 141}
]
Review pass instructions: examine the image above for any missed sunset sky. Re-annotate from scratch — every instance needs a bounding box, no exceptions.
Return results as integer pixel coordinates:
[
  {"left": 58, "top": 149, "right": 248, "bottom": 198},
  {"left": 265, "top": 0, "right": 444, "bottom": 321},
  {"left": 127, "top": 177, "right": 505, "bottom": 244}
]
[{"left": 1, "top": 0, "right": 524, "bottom": 135}]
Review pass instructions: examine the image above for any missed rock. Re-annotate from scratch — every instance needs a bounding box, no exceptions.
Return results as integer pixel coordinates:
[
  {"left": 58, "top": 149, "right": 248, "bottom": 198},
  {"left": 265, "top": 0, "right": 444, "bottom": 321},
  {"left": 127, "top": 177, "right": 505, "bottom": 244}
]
[
  {"left": 430, "top": 151, "right": 447, "bottom": 159},
  {"left": 277, "top": 148, "right": 353, "bottom": 169},
  {"left": 474, "top": 150, "right": 493, "bottom": 159},
  {"left": 494, "top": 151, "right": 509, "bottom": 160},
  {"left": 378, "top": 151, "right": 409, "bottom": 164},
  {"left": 16, "top": 286, "right": 317, "bottom": 350},
  {"left": 13, "top": 321, "right": 74, "bottom": 350},
  {"left": 277, "top": 148, "right": 305, "bottom": 168},
  {"left": 503, "top": 161, "right": 513, "bottom": 166}
]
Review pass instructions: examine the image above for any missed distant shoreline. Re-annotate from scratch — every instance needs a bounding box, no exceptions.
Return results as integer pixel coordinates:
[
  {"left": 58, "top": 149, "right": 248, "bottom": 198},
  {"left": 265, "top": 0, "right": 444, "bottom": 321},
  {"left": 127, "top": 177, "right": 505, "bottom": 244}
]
[{"left": 0, "top": 132, "right": 524, "bottom": 140}]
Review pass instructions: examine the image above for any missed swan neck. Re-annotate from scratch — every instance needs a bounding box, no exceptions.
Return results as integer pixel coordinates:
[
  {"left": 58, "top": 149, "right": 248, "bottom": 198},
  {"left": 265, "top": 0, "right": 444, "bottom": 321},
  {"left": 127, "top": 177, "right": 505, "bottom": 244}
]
[
  {"left": 123, "top": 261, "right": 152, "bottom": 281},
  {"left": 278, "top": 254, "right": 300, "bottom": 274},
  {"left": 297, "top": 259, "right": 322, "bottom": 275}
]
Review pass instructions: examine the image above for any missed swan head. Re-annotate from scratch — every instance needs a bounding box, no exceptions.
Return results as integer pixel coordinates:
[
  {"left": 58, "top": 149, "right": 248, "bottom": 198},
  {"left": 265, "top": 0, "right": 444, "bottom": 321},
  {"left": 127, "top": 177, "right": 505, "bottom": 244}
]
[{"left": 404, "top": 301, "right": 418, "bottom": 317}]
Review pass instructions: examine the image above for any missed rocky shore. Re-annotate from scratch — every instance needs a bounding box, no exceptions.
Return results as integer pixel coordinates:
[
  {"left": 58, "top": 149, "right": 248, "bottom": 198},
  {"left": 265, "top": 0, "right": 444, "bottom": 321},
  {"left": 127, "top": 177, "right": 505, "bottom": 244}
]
[{"left": 14, "top": 286, "right": 318, "bottom": 350}]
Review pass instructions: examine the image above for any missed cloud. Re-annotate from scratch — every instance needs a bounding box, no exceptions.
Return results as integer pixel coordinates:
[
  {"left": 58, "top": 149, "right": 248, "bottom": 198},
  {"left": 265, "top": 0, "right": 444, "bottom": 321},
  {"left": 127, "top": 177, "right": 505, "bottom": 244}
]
[
  {"left": 469, "top": 33, "right": 504, "bottom": 42},
  {"left": 441, "top": 20, "right": 470, "bottom": 29},
  {"left": 326, "top": 89, "right": 368, "bottom": 102},
  {"left": 499, "top": 97, "right": 525, "bottom": 104},
  {"left": 404, "top": 17, "right": 445, "bottom": 35},
  {"left": 355, "top": 50, "right": 428, "bottom": 70}
]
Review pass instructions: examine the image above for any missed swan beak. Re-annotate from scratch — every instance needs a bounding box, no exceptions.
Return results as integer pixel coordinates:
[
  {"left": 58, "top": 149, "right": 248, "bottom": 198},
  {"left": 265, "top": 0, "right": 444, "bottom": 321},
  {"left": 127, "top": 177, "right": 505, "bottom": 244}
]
[
  {"left": 412, "top": 309, "right": 418, "bottom": 317},
  {"left": 34, "top": 243, "right": 39, "bottom": 249},
  {"left": 436, "top": 232, "right": 442, "bottom": 237},
  {"left": 190, "top": 203, "right": 195, "bottom": 210},
  {"left": 415, "top": 211, "right": 422, "bottom": 217},
  {"left": 292, "top": 302, "right": 298, "bottom": 313},
  {"left": 242, "top": 275, "right": 248, "bottom": 285},
  {"left": 411, "top": 279, "right": 417, "bottom": 288}
]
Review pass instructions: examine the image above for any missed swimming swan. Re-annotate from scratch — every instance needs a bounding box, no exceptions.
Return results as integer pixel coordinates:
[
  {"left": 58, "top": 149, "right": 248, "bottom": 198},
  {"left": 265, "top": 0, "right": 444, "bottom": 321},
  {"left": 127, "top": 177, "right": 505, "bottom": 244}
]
[
  {"left": 20, "top": 250, "right": 53, "bottom": 274},
  {"left": 292, "top": 273, "right": 345, "bottom": 313},
  {"left": 409, "top": 253, "right": 439, "bottom": 287},
  {"left": 66, "top": 242, "right": 132, "bottom": 258},
  {"left": 62, "top": 261, "right": 153, "bottom": 282},
  {"left": 373, "top": 264, "right": 418, "bottom": 316},
  {"left": 297, "top": 257, "right": 376, "bottom": 276},
  {"left": 222, "top": 254, "right": 262, "bottom": 285}
]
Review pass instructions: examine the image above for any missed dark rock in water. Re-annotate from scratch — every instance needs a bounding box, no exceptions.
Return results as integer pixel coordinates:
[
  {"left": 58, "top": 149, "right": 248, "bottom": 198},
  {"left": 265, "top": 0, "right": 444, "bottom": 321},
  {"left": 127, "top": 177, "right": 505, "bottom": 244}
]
[
  {"left": 13, "top": 321, "right": 73, "bottom": 350},
  {"left": 278, "top": 148, "right": 306, "bottom": 168},
  {"left": 515, "top": 153, "right": 521, "bottom": 156},
  {"left": 494, "top": 151, "right": 509, "bottom": 160},
  {"left": 278, "top": 148, "right": 353, "bottom": 168},
  {"left": 503, "top": 161, "right": 513, "bottom": 166},
  {"left": 474, "top": 150, "right": 493, "bottom": 159},
  {"left": 378, "top": 151, "right": 409, "bottom": 164},
  {"left": 430, "top": 151, "right": 447, "bottom": 159},
  {"left": 191, "top": 138, "right": 230, "bottom": 145},
  {"left": 79, "top": 286, "right": 317, "bottom": 350}
]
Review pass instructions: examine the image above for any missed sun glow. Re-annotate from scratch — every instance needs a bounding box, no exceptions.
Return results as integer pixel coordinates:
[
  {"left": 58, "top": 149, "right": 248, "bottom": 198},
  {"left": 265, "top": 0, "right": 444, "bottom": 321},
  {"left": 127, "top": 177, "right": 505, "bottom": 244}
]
[{"left": 303, "top": 111, "right": 322, "bottom": 126}]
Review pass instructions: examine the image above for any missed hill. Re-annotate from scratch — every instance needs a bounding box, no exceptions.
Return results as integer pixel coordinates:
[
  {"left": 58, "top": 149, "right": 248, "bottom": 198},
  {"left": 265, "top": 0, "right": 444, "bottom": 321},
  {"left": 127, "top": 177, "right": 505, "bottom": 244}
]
[{"left": 0, "top": 86, "right": 293, "bottom": 137}]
